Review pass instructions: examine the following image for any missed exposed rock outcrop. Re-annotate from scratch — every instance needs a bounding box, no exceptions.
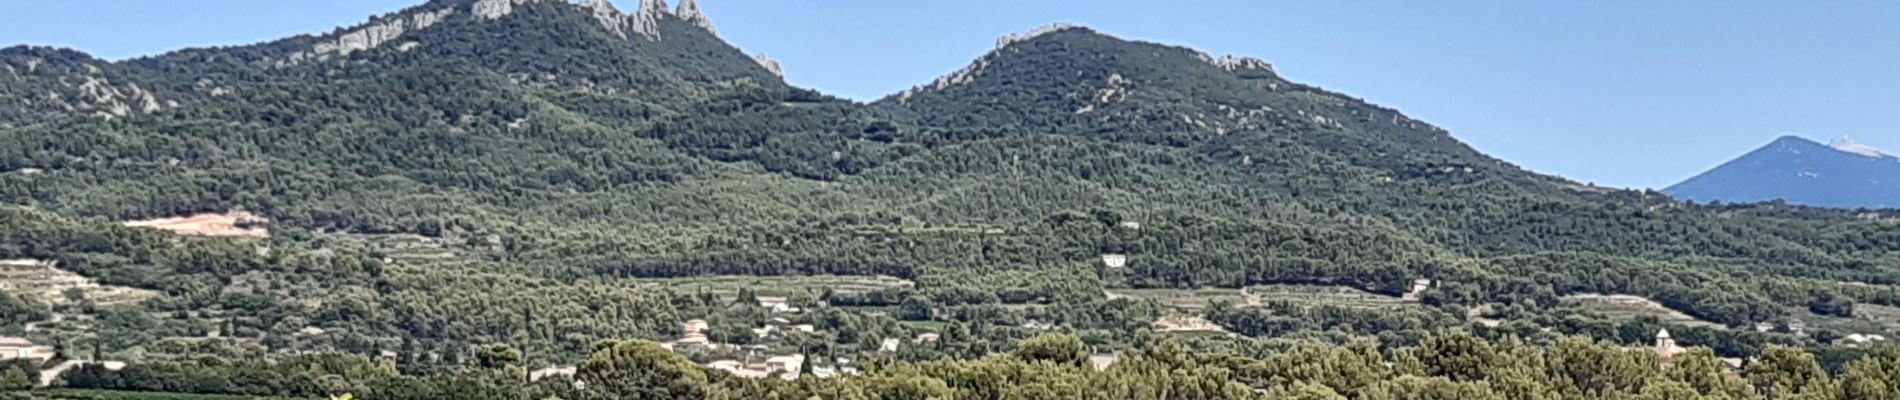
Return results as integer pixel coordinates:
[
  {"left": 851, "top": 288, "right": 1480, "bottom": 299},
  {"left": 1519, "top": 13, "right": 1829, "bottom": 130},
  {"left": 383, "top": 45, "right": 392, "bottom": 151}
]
[
  {"left": 752, "top": 53, "right": 783, "bottom": 78},
  {"left": 632, "top": 0, "right": 669, "bottom": 40},
  {"left": 580, "top": 0, "right": 629, "bottom": 38},
  {"left": 995, "top": 23, "right": 1079, "bottom": 50},
  {"left": 1210, "top": 55, "right": 1274, "bottom": 73},
  {"left": 287, "top": 5, "right": 458, "bottom": 65},
  {"left": 676, "top": 0, "right": 716, "bottom": 35},
  {"left": 473, "top": 0, "right": 540, "bottom": 20}
]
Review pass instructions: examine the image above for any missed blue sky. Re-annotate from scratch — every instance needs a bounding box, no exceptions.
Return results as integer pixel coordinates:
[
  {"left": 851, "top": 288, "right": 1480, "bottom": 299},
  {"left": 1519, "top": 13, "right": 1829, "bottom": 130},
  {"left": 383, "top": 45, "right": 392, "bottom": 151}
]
[{"left": 5, "top": 1, "right": 1897, "bottom": 189}]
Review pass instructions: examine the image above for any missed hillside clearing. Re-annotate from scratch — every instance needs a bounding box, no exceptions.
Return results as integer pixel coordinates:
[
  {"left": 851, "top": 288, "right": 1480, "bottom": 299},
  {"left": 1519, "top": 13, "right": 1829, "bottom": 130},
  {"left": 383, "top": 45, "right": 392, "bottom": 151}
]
[
  {"left": 1561, "top": 294, "right": 1726, "bottom": 330},
  {"left": 122, "top": 211, "right": 268, "bottom": 238}
]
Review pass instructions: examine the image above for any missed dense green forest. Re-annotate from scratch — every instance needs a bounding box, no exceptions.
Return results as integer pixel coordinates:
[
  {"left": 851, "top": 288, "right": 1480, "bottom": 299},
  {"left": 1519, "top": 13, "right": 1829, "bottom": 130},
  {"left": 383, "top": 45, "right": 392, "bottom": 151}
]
[
  {"left": 26, "top": 331, "right": 1900, "bottom": 400},
  {"left": 3, "top": 0, "right": 1899, "bottom": 398}
]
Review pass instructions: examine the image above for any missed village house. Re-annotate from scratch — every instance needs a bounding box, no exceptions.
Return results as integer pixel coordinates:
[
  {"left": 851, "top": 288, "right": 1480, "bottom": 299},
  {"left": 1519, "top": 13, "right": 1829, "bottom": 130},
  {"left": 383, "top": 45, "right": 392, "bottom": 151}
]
[
  {"left": 1100, "top": 254, "right": 1127, "bottom": 268},
  {"left": 0, "top": 337, "right": 54, "bottom": 361},
  {"left": 880, "top": 338, "right": 902, "bottom": 352},
  {"left": 683, "top": 319, "right": 708, "bottom": 334},
  {"left": 764, "top": 355, "right": 805, "bottom": 376},
  {"left": 529, "top": 366, "right": 576, "bottom": 382},
  {"left": 757, "top": 297, "right": 799, "bottom": 313},
  {"left": 673, "top": 332, "right": 710, "bottom": 347},
  {"left": 914, "top": 332, "right": 940, "bottom": 343},
  {"left": 1090, "top": 353, "right": 1120, "bottom": 371},
  {"left": 1836, "top": 333, "right": 1889, "bottom": 348},
  {"left": 1401, "top": 279, "right": 1433, "bottom": 301}
]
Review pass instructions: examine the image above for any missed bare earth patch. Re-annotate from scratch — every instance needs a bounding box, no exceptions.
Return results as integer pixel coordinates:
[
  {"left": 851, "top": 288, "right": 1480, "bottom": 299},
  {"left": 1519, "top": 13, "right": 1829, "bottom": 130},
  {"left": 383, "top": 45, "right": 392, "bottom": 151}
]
[
  {"left": 123, "top": 211, "right": 268, "bottom": 238},
  {"left": 1154, "top": 315, "right": 1227, "bottom": 333}
]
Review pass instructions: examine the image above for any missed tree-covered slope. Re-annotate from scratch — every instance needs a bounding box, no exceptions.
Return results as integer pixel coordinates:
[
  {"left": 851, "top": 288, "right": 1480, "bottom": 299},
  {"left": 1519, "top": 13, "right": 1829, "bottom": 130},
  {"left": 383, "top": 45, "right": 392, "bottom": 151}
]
[{"left": 1, "top": 0, "right": 1897, "bottom": 368}]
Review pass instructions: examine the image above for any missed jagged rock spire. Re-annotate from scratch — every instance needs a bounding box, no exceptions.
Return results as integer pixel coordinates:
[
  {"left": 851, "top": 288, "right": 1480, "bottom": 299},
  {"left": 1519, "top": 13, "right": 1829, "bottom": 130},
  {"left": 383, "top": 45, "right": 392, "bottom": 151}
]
[
  {"left": 676, "top": 0, "right": 716, "bottom": 35},
  {"left": 632, "top": 0, "right": 668, "bottom": 40},
  {"left": 579, "top": 0, "right": 629, "bottom": 37}
]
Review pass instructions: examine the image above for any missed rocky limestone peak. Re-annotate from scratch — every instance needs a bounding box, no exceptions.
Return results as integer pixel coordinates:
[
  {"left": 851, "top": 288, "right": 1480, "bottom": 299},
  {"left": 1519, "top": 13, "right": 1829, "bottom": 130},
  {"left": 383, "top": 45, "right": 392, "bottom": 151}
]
[
  {"left": 631, "top": 0, "right": 670, "bottom": 40},
  {"left": 579, "top": 0, "right": 630, "bottom": 38},
  {"left": 473, "top": 0, "right": 549, "bottom": 20},
  {"left": 675, "top": 0, "right": 716, "bottom": 35},
  {"left": 280, "top": 3, "right": 466, "bottom": 66},
  {"left": 1209, "top": 55, "right": 1274, "bottom": 73}
]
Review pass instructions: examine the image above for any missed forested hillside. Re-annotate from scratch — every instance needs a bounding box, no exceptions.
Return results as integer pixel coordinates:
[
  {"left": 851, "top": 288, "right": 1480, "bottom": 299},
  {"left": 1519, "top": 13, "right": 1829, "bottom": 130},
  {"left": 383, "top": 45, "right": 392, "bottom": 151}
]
[{"left": 2, "top": 0, "right": 1899, "bottom": 397}]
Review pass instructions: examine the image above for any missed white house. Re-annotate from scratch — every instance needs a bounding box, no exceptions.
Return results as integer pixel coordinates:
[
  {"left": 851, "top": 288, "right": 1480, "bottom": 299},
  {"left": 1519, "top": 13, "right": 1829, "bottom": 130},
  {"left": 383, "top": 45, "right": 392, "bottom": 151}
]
[
  {"left": 529, "top": 366, "right": 577, "bottom": 382},
  {"left": 764, "top": 355, "right": 805, "bottom": 377},
  {"left": 683, "top": 319, "right": 708, "bottom": 334},
  {"left": 1838, "top": 334, "right": 1889, "bottom": 347},
  {"left": 1101, "top": 254, "right": 1128, "bottom": 268},
  {"left": 1, "top": 337, "right": 36, "bottom": 359},
  {"left": 758, "top": 297, "right": 799, "bottom": 313},
  {"left": 879, "top": 338, "right": 902, "bottom": 352}
]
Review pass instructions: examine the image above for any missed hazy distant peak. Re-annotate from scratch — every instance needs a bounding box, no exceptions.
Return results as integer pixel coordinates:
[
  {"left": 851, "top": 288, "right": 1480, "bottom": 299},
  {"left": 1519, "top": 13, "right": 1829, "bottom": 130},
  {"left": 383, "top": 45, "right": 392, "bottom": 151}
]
[{"left": 1667, "top": 134, "right": 1900, "bottom": 208}]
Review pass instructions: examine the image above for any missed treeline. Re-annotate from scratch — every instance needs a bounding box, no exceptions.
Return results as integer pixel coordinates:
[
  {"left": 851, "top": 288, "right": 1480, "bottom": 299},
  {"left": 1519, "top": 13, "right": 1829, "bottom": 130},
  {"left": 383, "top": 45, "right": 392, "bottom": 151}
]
[{"left": 51, "top": 331, "right": 1900, "bottom": 400}]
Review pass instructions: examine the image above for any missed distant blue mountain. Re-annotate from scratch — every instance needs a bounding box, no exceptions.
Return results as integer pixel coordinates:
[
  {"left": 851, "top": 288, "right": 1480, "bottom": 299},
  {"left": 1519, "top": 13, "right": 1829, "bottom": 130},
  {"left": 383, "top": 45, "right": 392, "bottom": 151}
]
[{"left": 1666, "top": 136, "right": 1900, "bottom": 209}]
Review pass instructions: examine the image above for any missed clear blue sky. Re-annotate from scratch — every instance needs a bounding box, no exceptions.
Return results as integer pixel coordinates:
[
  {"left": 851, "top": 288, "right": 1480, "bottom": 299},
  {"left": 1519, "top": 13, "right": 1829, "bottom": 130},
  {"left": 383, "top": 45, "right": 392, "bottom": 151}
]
[{"left": 6, "top": 1, "right": 1898, "bottom": 189}]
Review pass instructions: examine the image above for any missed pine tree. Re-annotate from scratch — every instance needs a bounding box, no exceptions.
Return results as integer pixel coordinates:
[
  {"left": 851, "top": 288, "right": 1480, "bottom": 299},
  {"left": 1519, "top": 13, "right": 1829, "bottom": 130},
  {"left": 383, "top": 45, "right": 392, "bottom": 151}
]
[{"left": 0, "top": 366, "right": 31, "bottom": 390}]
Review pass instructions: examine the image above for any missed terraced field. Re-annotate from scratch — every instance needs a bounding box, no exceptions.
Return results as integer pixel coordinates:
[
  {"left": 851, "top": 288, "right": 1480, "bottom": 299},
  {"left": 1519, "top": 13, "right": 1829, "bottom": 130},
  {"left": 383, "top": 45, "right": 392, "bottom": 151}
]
[
  {"left": 1107, "top": 284, "right": 1411, "bottom": 311},
  {"left": 605, "top": 275, "right": 915, "bottom": 300},
  {"left": 1560, "top": 294, "right": 1727, "bottom": 330},
  {"left": 0, "top": 259, "right": 156, "bottom": 306}
]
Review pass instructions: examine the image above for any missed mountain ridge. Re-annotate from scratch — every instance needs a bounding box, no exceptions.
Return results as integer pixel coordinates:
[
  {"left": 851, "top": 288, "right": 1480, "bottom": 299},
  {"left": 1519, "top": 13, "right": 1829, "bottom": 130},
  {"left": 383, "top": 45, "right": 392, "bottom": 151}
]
[
  {"left": 1666, "top": 135, "right": 1900, "bottom": 209},
  {"left": 3, "top": 0, "right": 1900, "bottom": 368}
]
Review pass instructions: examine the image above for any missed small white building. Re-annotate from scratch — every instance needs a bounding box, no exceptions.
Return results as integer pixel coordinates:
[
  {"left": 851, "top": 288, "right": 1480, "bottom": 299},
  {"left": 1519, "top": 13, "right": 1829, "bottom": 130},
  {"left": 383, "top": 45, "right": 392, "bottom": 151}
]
[
  {"left": 764, "top": 355, "right": 805, "bottom": 376},
  {"left": 915, "top": 333, "right": 940, "bottom": 343},
  {"left": 792, "top": 324, "right": 816, "bottom": 333},
  {"left": 529, "top": 366, "right": 577, "bottom": 382},
  {"left": 1838, "top": 334, "right": 1889, "bottom": 348},
  {"left": 879, "top": 338, "right": 902, "bottom": 352},
  {"left": 684, "top": 319, "right": 708, "bottom": 334},
  {"left": 0, "top": 337, "right": 53, "bottom": 361},
  {"left": 1090, "top": 353, "right": 1120, "bottom": 371},
  {"left": 673, "top": 333, "right": 710, "bottom": 347},
  {"left": 758, "top": 297, "right": 800, "bottom": 313},
  {"left": 1101, "top": 254, "right": 1128, "bottom": 268},
  {"left": 1401, "top": 279, "right": 1433, "bottom": 301}
]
